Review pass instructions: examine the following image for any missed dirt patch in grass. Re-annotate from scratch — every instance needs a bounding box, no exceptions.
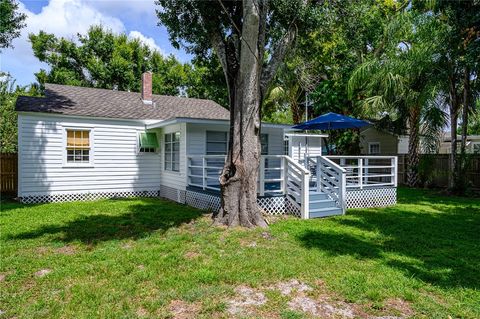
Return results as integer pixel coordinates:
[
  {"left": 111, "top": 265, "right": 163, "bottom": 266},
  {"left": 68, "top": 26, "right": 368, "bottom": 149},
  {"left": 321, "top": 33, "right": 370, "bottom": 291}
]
[
  {"left": 168, "top": 300, "right": 201, "bottom": 319},
  {"left": 34, "top": 269, "right": 52, "bottom": 277},
  {"left": 121, "top": 241, "right": 135, "bottom": 250},
  {"left": 0, "top": 271, "right": 14, "bottom": 282},
  {"left": 239, "top": 239, "right": 257, "bottom": 247},
  {"left": 55, "top": 245, "right": 77, "bottom": 255},
  {"left": 35, "top": 246, "right": 51, "bottom": 255},
  {"left": 269, "top": 280, "right": 356, "bottom": 318},
  {"left": 136, "top": 307, "right": 149, "bottom": 318},
  {"left": 184, "top": 251, "right": 201, "bottom": 259},
  {"left": 227, "top": 286, "right": 267, "bottom": 316},
  {"left": 224, "top": 280, "right": 414, "bottom": 319},
  {"left": 268, "top": 279, "right": 313, "bottom": 296},
  {"left": 381, "top": 298, "right": 414, "bottom": 318}
]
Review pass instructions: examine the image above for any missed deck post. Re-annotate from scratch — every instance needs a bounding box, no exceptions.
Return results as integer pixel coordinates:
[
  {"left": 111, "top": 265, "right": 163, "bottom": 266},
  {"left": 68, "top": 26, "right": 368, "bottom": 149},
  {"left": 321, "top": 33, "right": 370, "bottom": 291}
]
[
  {"left": 341, "top": 170, "right": 347, "bottom": 214},
  {"left": 365, "top": 158, "right": 369, "bottom": 187},
  {"left": 300, "top": 172, "right": 310, "bottom": 219},
  {"left": 281, "top": 157, "right": 286, "bottom": 194},
  {"left": 393, "top": 156, "right": 398, "bottom": 187},
  {"left": 358, "top": 158, "right": 363, "bottom": 189},
  {"left": 202, "top": 157, "right": 206, "bottom": 190},
  {"left": 316, "top": 156, "right": 321, "bottom": 192},
  {"left": 259, "top": 157, "right": 265, "bottom": 196}
]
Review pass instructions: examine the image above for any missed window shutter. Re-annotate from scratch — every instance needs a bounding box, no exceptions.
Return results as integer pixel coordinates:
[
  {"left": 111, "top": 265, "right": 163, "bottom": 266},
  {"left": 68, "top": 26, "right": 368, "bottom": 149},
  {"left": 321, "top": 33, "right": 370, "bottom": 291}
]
[{"left": 139, "top": 132, "right": 159, "bottom": 148}]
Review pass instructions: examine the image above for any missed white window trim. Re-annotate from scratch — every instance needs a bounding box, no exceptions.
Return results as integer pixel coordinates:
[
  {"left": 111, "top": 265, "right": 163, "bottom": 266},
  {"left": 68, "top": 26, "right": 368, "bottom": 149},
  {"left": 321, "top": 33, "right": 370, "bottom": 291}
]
[
  {"left": 62, "top": 126, "right": 94, "bottom": 168},
  {"left": 164, "top": 131, "right": 180, "bottom": 172},
  {"left": 368, "top": 142, "right": 381, "bottom": 155}
]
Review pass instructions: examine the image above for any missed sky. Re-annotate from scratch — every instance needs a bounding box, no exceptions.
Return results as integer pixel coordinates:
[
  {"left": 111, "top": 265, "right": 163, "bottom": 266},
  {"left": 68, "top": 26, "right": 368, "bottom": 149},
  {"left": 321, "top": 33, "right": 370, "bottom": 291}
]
[{"left": 0, "top": 0, "right": 191, "bottom": 86}]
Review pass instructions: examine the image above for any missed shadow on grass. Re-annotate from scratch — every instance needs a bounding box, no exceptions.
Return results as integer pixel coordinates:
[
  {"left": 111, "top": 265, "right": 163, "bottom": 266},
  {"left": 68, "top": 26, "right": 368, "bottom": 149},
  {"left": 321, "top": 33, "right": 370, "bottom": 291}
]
[
  {"left": 8, "top": 199, "right": 205, "bottom": 245},
  {"left": 298, "top": 188, "right": 480, "bottom": 290}
]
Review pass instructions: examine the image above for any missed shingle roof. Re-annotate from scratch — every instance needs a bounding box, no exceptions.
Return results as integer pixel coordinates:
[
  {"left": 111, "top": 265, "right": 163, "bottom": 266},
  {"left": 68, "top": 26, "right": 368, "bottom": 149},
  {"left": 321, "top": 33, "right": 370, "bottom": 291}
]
[{"left": 16, "top": 83, "right": 229, "bottom": 121}]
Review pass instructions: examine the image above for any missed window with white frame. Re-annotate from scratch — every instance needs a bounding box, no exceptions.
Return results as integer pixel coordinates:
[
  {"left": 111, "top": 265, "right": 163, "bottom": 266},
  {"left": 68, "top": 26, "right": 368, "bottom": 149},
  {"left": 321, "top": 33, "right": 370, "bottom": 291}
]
[
  {"left": 65, "top": 129, "right": 91, "bottom": 164},
  {"left": 164, "top": 132, "right": 180, "bottom": 171},
  {"left": 206, "top": 131, "right": 228, "bottom": 155},
  {"left": 369, "top": 142, "right": 380, "bottom": 154}
]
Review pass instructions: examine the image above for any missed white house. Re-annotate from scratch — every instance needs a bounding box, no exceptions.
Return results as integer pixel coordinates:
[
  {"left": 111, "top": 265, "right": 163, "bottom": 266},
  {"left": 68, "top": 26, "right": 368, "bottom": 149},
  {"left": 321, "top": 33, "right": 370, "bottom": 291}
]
[{"left": 16, "top": 73, "right": 398, "bottom": 218}]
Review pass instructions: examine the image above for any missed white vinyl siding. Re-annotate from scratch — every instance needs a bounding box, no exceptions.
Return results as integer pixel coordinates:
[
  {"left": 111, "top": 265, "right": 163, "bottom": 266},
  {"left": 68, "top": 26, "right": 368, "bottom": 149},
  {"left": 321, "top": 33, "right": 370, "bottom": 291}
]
[
  {"left": 159, "top": 123, "right": 187, "bottom": 190},
  {"left": 17, "top": 113, "right": 161, "bottom": 197}
]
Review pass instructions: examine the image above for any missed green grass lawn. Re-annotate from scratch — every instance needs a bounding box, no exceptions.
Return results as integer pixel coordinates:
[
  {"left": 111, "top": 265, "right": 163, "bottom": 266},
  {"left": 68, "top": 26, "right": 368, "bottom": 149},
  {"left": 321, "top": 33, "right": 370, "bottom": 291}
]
[{"left": 1, "top": 188, "right": 479, "bottom": 318}]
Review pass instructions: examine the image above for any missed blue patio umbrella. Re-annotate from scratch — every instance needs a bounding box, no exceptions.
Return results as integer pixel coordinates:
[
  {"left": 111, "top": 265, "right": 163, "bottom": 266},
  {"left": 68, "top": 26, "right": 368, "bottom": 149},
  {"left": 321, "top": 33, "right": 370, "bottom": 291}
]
[{"left": 292, "top": 112, "right": 371, "bottom": 130}]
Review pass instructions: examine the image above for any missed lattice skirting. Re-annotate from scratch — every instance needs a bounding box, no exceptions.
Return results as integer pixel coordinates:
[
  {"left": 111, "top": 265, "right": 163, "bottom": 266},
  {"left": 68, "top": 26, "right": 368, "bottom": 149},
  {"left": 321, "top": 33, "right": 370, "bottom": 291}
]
[
  {"left": 185, "top": 190, "right": 221, "bottom": 212},
  {"left": 346, "top": 187, "right": 396, "bottom": 209},
  {"left": 19, "top": 190, "right": 160, "bottom": 204},
  {"left": 160, "top": 185, "right": 186, "bottom": 204},
  {"left": 181, "top": 189, "right": 297, "bottom": 216},
  {"left": 258, "top": 196, "right": 287, "bottom": 215}
]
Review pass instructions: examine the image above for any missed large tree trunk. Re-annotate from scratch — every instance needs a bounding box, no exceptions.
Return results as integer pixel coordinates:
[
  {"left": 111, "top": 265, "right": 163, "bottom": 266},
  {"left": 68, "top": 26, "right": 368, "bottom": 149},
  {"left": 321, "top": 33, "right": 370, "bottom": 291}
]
[
  {"left": 456, "top": 68, "right": 471, "bottom": 194},
  {"left": 448, "top": 105, "right": 459, "bottom": 190},
  {"left": 291, "top": 99, "right": 305, "bottom": 124},
  {"left": 214, "top": 0, "right": 267, "bottom": 227},
  {"left": 448, "top": 74, "right": 459, "bottom": 190},
  {"left": 460, "top": 67, "right": 470, "bottom": 155},
  {"left": 406, "top": 107, "right": 420, "bottom": 187}
]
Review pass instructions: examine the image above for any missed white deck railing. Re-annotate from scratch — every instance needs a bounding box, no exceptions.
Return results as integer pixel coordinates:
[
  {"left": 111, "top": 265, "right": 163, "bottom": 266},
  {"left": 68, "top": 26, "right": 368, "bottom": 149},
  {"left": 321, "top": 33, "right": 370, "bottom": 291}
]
[
  {"left": 187, "top": 154, "right": 311, "bottom": 218},
  {"left": 187, "top": 155, "right": 226, "bottom": 191},
  {"left": 186, "top": 155, "right": 286, "bottom": 195},
  {"left": 325, "top": 156, "right": 398, "bottom": 189},
  {"left": 284, "top": 156, "right": 310, "bottom": 219},
  {"left": 187, "top": 154, "right": 397, "bottom": 218},
  {"left": 308, "top": 156, "right": 346, "bottom": 213}
]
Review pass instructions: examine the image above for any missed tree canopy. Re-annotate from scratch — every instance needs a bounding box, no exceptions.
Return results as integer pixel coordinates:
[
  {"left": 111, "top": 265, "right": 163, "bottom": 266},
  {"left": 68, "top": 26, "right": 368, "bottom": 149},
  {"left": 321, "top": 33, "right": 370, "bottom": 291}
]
[
  {"left": 0, "top": 73, "right": 40, "bottom": 153},
  {"left": 28, "top": 25, "right": 228, "bottom": 106},
  {"left": 0, "top": 0, "right": 26, "bottom": 50}
]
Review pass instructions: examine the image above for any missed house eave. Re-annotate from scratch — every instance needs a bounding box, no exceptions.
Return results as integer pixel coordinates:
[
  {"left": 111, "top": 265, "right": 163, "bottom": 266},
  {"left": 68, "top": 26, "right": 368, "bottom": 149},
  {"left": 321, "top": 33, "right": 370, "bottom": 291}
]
[{"left": 146, "top": 117, "right": 295, "bottom": 130}]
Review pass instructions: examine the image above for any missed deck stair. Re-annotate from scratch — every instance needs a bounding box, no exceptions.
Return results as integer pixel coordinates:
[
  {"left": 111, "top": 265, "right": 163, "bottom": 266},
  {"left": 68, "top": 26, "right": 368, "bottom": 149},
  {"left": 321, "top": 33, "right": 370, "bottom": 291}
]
[{"left": 309, "top": 191, "right": 342, "bottom": 218}]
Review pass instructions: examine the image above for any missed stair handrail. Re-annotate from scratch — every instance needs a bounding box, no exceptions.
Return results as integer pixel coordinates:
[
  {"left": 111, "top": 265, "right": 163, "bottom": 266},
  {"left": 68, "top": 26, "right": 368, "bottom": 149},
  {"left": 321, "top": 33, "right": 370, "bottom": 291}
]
[
  {"left": 284, "top": 156, "right": 310, "bottom": 219},
  {"left": 316, "top": 156, "right": 346, "bottom": 214}
]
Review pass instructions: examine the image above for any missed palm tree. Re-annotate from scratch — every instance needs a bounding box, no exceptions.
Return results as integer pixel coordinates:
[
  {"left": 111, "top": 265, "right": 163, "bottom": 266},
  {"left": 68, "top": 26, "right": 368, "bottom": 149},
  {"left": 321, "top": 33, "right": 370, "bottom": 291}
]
[{"left": 348, "top": 12, "right": 446, "bottom": 187}]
